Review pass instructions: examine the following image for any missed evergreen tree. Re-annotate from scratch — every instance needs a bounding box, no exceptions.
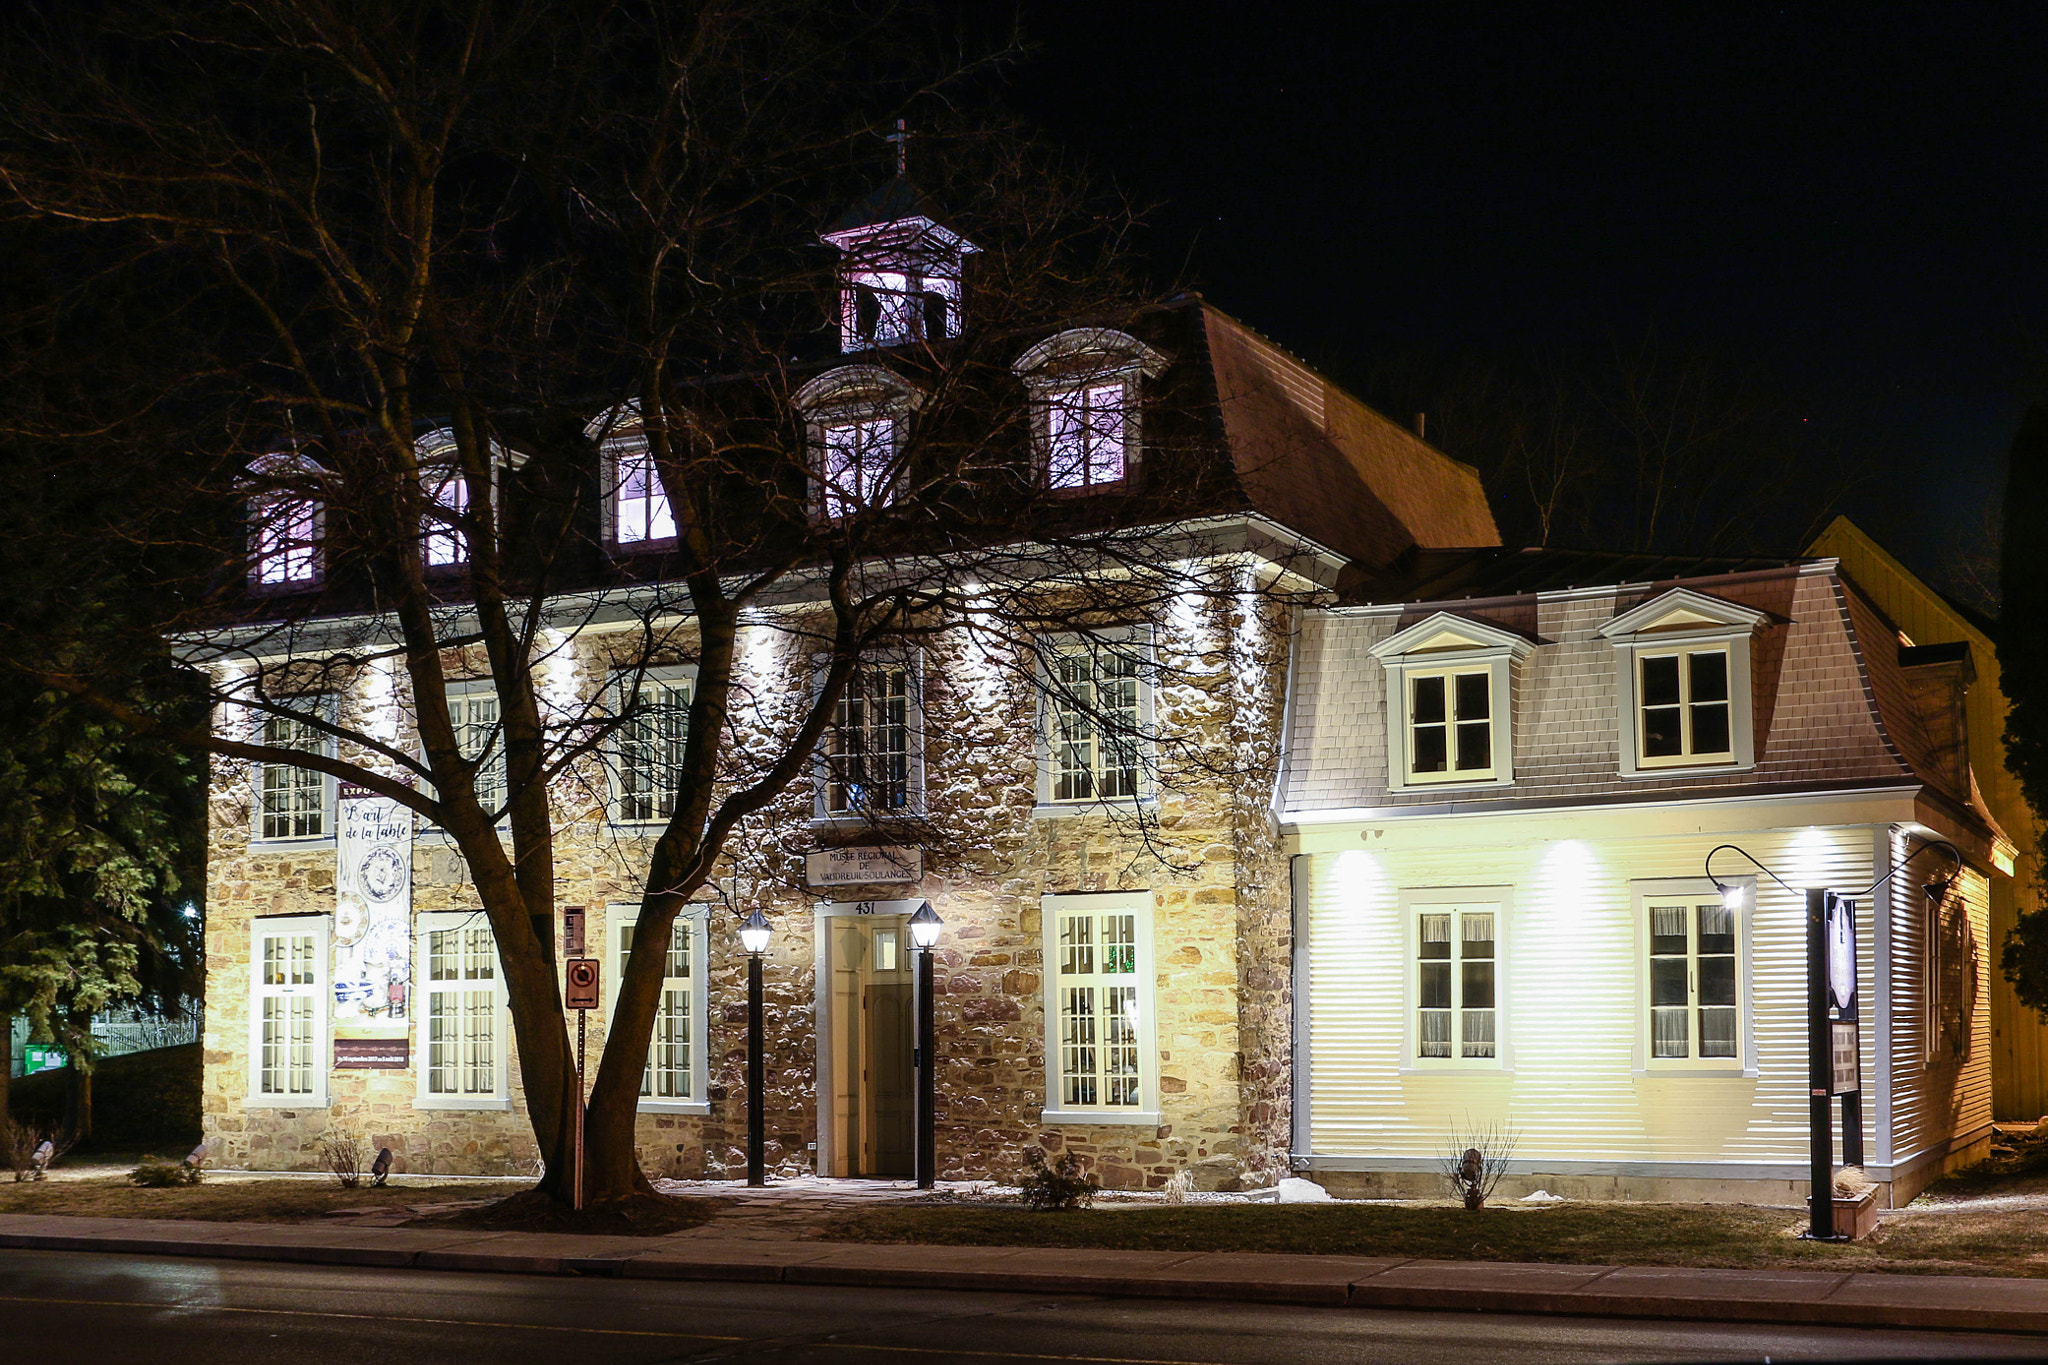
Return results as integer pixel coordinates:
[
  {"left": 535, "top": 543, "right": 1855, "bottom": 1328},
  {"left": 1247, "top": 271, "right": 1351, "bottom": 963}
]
[{"left": 1998, "top": 406, "right": 2048, "bottom": 1012}]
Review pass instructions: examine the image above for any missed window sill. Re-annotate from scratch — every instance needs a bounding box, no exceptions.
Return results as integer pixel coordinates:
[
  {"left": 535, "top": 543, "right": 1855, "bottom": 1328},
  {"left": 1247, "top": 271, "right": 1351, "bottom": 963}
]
[
  {"left": 414, "top": 1095, "right": 513, "bottom": 1112},
  {"left": 1390, "top": 775, "right": 1512, "bottom": 794},
  {"left": 1039, "top": 1108, "right": 1161, "bottom": 1127},
  {"left": 247, "top": 836, "right": 337, "bottom": 852},
  {"left": 1631, "top": 756, "right": 1747, "bottom": 774},
  {"left": 1397, "top": 1062, "right": 1513, "bottom": 1075},
  {"left": 808, "top": 812, "right": 926, "bottom": 830},
  {"left": 638, "top": 1099, "right": 713, "bottom": 1117},
  {"left": 245, "top": 1095, "right": 328, "bottom": 1110},
  {"left": 1032, "top": 798, "right": 1157, "bottom": 821},
  {"left": 1635, "top": 1066, "right": 1755, "bottom": 1079}
]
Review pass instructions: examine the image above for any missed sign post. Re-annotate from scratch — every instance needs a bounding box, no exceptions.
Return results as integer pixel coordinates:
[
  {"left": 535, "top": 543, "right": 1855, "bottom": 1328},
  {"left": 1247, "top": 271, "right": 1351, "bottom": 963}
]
[{"left": 563, "top": 908, "right": 598, "bottom": 1214}]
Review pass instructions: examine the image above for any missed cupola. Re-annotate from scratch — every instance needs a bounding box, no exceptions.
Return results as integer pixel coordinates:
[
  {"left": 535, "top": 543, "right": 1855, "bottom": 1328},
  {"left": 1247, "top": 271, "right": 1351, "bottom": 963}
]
[{"left": 822, "top": 175, "right": 977, "bottom": 353}]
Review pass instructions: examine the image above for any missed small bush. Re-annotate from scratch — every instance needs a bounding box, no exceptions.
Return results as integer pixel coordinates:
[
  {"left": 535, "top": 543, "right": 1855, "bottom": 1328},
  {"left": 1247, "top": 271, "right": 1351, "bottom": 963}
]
[
  {"left": 1020, "top": 1146, "right": 1098, "bottom": 1211},
  {"left": 129, "top": 1157, "right": 202, "bottom": 1187},
  {"left": 321, "top": 1133, "right": 365, "bottom": 1188}
]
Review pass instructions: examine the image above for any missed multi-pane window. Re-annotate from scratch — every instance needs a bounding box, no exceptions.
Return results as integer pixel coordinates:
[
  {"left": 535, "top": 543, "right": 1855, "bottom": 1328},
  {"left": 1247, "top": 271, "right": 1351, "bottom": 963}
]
[
  {"left": 252, "top": 920, "right": 325, "bottom": 1101},
  {"left": 616, "top": 677, "right": 690, "bottom": 823},
  {"left": 252, "top": 496, "right": 320, "bottom": 587},
  {"left": 1648, "top": 900, "right": 1739, "bottom": 1060},
  {"left": 616, "top": 916, "right": 699, "bottom": 1102},
  {"left": 824, "top": 665, "right": 913, "bottom": 814},
  {"left": 1638, "top": 648, "right": 1732, "bottom": 763},
  {"left": 1417, "top": 909, "right": 1496, "bottom": 1059},
  {"left": 1046, "top": 383, "right": 1129, "bottom": 489},
  {"left": 259, "top": 709, "right": 329, "bottom": 840},
  {"left": 1049, "top": 648, "right": 1145, "bottom": 802},
  {"left": 447, "top": 689, "right": 507, "bottom": 815},
  {"left": 422, "top": 919, "right": 501, "bottom": 1100},
  {"left": 1407, "top": 670, "right": 1492, "bottom": 781},
  {"left": 818, "top": 418, "right": 898, "bottom": 519},
  {"left": 612, "top": 443, "right": 678, "bottom": 546},
  {"left": 423, "top": 470, "right": 470, "bottom": 567},
  {"left": 1052, "top": 908, "right": 1145, "bottom": 1110}
]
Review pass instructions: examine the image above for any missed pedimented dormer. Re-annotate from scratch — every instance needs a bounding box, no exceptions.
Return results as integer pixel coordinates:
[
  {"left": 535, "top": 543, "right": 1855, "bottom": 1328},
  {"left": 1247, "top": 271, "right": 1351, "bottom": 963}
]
[
  {"left": 822, "top": 179, "right": 978, "bottom": 353},
  {"left": 1369, "top": 611, "right": 1536, "bottom": 791},
  {"left": 1597, "top": 588, "right": 1768, "bottom": 775}
]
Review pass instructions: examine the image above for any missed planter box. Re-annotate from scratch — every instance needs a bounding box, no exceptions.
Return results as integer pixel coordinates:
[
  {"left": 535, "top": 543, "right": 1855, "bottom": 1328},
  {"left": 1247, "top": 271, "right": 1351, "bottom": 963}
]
[{"left": 1834, "top": 1189, "right": 1881, "bottom": 1240}]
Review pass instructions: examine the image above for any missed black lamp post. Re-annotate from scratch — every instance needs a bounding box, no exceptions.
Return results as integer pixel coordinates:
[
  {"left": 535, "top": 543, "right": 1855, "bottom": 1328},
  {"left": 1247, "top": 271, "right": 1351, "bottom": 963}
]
[
  {"left": 739, "top": 908, "right": 772, "bottom": 1188},
  {"left": 1706, "top": 838, "right": 1961, "bottom": 1240},
  {"left": 908, "top": 901, "right": 943, "bottom": 1190}
]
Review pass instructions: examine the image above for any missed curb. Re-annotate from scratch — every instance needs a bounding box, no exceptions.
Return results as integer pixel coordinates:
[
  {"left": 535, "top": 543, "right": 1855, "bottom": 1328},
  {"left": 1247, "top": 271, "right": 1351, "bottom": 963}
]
[{"left": 4, "top": 1226, "right": 2046, "bottom": 1335}]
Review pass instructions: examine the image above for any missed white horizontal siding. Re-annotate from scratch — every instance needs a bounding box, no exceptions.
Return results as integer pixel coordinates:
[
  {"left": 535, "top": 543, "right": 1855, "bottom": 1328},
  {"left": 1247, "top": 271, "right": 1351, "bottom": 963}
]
[{"left": 1884, "top": 824, "right": 1994, "bottom": 1165}]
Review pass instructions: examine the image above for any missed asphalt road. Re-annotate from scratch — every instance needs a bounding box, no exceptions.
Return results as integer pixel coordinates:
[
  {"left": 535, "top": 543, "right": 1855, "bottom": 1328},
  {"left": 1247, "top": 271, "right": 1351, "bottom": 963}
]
[{"left": 0, "top": 1249, "right": 2042, "bottom": 1365}]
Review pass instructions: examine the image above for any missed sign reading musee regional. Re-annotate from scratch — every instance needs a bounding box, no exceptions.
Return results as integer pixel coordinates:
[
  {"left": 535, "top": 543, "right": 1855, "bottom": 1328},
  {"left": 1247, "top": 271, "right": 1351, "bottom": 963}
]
[
  {"left": 804, "top": 845, "right": 923, "bottom": 888},
  {"left": 333, "top": 783, "right": 413, "bottom": 1025}
]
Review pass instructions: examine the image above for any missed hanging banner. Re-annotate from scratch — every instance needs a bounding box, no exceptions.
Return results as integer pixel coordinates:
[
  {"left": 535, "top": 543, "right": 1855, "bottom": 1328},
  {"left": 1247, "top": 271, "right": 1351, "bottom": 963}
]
[
  {"left": 1828, "top": 897, "right": 1860, "bottom": 1095},
  {"left": 333, "top": 783, "right": 414, "bottom": 1029}
]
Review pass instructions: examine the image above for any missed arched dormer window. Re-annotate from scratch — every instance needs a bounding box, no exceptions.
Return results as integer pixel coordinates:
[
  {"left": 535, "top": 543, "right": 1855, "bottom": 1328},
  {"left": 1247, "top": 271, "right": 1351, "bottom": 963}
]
[
  {"left": 586, "top": 402, "right": 678, "bottom": 551},
  {"left": 793, "top": 365, "right": 924, "bottom": 522},
  {"left": 243, "top": 451, "right": 326, "bottom": 591},
  {"left": 1012, "top": 329, "right": 1170, "bottom": 492},
  {"left": 415, "top": 429, "right": 518, "bottom": 570}
]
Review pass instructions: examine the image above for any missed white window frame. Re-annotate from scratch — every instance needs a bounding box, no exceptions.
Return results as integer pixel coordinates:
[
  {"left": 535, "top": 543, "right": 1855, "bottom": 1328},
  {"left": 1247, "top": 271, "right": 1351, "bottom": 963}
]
[
  {"left": 793, "top": 365, "right": 925, "bottom": 525},
  {"left": 1633, "top": 877, "right": 1755, "bottom": 1075},
  {"left": 1035, "top": 629, "right": 1157, "bottom": 810},
  {"left": 609, "top": 666, "right": 696, "bottom": 826},
  {"left": 414, "top": 911, "right": 511, "bottom": 1110},
  {"left": 1041, "top": 378, "right": 1136, "bottom": 491},
  {"left": 815, "top": 415, "right": 900, "bottom": 520},
  {"left": 1040, "top": 891, "right": 1159, "bottom": 1126},
  {"left": 605, "top": 436, "right": 680, "bottom": 550},
  {"left": 1597, "top": 587, "right": 1764, "bottom": 776},
  {"left": 1012, "top": 329, "right": 1169, "bottom": 493},
  {"left": 814, "top": 654, "right": 926, "bottom": 821},
  {"left": 247, "top": 914, "right": 330, "bottom": 1108},
  {"left": 444, "top": 681, "right": 508, "bottom": 820},
  {"left": 1398, "top": 887, "right": 1512, "bottom": 1072},
  {"left": 252, "top": 698, "right": 337, "bottom": 844},
  {"left": 607, "top": 904, "right": 711, "bottom": 1115},
  {"left": 1369, "top": 612, "right": 1530, "bottom": 792}
]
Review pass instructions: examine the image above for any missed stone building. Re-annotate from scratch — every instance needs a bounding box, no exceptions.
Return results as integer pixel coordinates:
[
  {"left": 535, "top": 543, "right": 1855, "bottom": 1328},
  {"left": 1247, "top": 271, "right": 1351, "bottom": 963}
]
[{"left": 196, "top": 181, "right": 1497, "bottom": 1187}]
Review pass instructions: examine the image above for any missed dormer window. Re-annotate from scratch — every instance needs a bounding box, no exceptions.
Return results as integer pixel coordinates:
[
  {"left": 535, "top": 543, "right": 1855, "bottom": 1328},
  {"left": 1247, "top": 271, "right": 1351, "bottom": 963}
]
[
  {"left": 586, "top": 404, "right": 677, "bottom": 551},
  {"left": 1597, "top": 587, "right": 1767, "bottom": 775},
  {"left": 794, "top": 365, "right": 923, "bottom": 523},
  {"left": 1013, "top": 329, "right": 1169, "bottom": 493},
  {"left": 1368, "top": 611, "right": 1535, "bottom": 791},
  {"left": 423, "top": 469, "right": 469, "bottom": 568},
  {"left": 820, "top": 417, "right": 898, "bottom": 518},
  {"left": 244, "top": 452, "right": 325, "bottom": 591},
  {"left": 821, "top": 180, "right": 978, "bottom": 353}
]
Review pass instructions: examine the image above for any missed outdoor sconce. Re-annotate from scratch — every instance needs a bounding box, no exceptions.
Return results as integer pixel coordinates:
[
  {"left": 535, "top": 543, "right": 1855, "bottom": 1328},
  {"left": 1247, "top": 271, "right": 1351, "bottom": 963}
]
[
  {"left": 908, "top": 900, "right": 942, "bottom": 1189},
  {"left": 740, "top": 907, "right": 772, "bottom": 956},
  {"left": 739, "top": 908, "right": 771, "bottom": 1187}
]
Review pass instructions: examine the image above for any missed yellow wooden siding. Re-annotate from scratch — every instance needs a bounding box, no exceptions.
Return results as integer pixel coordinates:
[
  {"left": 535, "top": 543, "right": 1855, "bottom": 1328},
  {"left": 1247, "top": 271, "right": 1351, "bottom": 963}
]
[
  {"left": 1306, "top": 825, "right": 1892, "bottom": 1166},
  {"left": 1881, "top": 826, "right": 1995, "bottom": 1163}
]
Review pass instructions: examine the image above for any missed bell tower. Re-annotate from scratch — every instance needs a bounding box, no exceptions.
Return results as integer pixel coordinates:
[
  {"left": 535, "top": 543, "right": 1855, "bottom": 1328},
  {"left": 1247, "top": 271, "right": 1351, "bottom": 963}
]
[{"left": 822, "top": 144, "right": 977, "bottom": 353}]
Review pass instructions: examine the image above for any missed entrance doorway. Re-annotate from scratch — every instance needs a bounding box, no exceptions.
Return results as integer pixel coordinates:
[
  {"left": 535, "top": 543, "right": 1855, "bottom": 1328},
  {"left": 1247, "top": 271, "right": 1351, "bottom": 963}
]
[{"left": 823, "top": 914, "right": 914, "bottom": 1177}]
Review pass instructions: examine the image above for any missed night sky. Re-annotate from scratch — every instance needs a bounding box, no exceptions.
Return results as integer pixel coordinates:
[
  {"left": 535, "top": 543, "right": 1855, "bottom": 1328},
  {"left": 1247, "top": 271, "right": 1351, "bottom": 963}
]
[{"left": 990, "top": 2, "right": 2045, "bottom": 591}]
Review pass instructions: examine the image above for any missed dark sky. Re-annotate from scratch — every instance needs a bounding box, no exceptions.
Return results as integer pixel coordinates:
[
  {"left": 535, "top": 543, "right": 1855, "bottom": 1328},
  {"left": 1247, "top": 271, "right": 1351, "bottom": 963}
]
[{"left": 989, "top": 2, "right": 2046, "bottom": 590}]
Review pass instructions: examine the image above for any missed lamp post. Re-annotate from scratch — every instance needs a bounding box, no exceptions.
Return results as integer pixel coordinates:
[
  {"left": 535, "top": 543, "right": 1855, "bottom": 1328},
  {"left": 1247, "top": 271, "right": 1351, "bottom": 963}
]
[
  {"left": 1706, "top": 838, "right": 1960, "bottom": 1240},
  {"left": 739, "top": 908, "right": 772, "bottom": 1188},
  {"left": 908, "top": 901, "right": 943, "bottom": 1190}
]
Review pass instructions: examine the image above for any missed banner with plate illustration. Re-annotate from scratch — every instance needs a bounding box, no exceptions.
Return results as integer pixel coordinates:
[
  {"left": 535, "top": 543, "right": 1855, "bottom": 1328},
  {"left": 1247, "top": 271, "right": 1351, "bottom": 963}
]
[{"left": 333, "top": 783, "right": 413, "bottom": 1033}]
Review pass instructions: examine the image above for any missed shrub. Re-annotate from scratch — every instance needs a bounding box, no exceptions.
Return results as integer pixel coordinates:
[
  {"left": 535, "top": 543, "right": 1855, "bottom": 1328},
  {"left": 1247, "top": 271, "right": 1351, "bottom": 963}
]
[
  {"left": 1438, "top": 1122, "right": 1518, "bottom": 1211},
  {"left": 129, "top": 1157, "right": 202, "bottom": 1187},
  {"left": 1020, "top": 1146, "right": 1098, "bottom": 1211},
  {"left": 321, "top": 1132, "right": 365, "bottom": 1188}
]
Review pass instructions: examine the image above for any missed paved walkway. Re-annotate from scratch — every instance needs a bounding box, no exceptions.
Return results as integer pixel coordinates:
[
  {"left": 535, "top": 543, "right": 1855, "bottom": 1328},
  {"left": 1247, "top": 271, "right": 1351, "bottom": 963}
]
[{"left": 2, "top": 1209, "right": 2045, "bottom": 1335}]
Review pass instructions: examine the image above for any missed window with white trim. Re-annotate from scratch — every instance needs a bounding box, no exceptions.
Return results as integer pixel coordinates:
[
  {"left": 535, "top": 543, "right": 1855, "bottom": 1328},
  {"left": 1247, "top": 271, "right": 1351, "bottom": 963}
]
[
  {"left": 1647, "top": 897, "right": 1740, "bottom": 1061},
  {"left": 822, "top": 662, "right": 918, "bottom": 815},
  {"left": 446, "top": 686, "right": 506, "bottom": 815},
  {"left": 610, "top": 441, "right": 678, "bottom": 547},
  {"left": 249, "top": 916, "right": 328, "bottom": 1106},
  {"left": 257, "top": 706, "right": 332, "bottom": 841},
  {"left": 416, "top": 913, "right": 508, "bottom": 1106},
  {"left": 1637, "top": 647, "right": 1732, "bottom": 765},
  {"left": 1405, "top": 667, "right": 1494, "bottom": 782},
  {"left": 614, "top": 673, "right": 691, "bottom": 824},
  {"left": 1417, "top": 907, "right": 1496, "bottom": 1059},
  {"left": 423, "top": 468, "right": 470, "bottom": 568},
  {"left": 1596, "top": 587, "right": 1764, "bottom": 776},
  {"left": 251, "top": 494, "right": 321, "bottom": 588},
  {"left": 1041, "top": 893, "right": 1156, "bottom": 1123},
  {"left": 1367, "top": 612, "right": 1529, "bottom": 792},
  {"left": 1045, "top": 644, "right": 1148, "bottom": 803},
  {"left": 817, "top": 417, "right": 898, "bottom": 520},
  {"left": 1046, "top": 382, "right": 1130, "bottom": 490},
  {"left": 610, "top": 907, "right": 710, "bottom": 1111}
]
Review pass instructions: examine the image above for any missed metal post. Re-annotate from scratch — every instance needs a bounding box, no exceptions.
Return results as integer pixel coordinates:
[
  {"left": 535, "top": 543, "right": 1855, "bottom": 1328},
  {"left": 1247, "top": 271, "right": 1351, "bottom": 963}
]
[
  {"left": 915, "top": 945, "right": 936, "bottom": 1189},
  {"left": 1806, "top": 888, "right": 1835, "bottom": 1239},
  {"left": 747, "top": 952, "right": 765, "bottom": 1187},
  {"left": 574, "top": 1009, "right": 586, "bottom": 1212}
]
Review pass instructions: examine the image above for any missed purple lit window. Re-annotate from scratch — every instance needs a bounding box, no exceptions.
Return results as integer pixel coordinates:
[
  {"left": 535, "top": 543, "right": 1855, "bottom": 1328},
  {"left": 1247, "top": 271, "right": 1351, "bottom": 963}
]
[
  {"left": 818, "top": 418, "right": 897, "bottom": 519},
  {"left": 1047, "top": 383, "right": 1128, "bottom": 490},
  {"left": 252, "top": 497, "right": 320, "bottom": 587},
  {"left": 613, "top": 445, "right": 677, "bottom": 546},
  {"left": 423, "top": 471, "right": 469, "bottom": 567}
]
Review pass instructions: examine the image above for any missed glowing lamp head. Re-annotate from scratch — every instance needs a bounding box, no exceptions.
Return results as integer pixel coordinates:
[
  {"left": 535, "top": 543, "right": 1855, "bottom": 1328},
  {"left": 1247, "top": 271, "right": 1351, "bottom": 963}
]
[
  {"left": 908, "top": 901, "right": 943, "bottom": 951},
  {"left": 1719, "top": 882, "right": 1746, "bottom": 913},
  {"left": 739, "top": 908, "right": 772, "bottom": 957}
]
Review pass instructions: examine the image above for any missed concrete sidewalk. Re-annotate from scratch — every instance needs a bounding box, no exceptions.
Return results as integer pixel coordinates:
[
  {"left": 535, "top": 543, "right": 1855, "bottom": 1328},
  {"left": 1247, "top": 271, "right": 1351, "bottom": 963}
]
[{"left": 1, "top": 1212, "right": 2043, "bottom": 1335}]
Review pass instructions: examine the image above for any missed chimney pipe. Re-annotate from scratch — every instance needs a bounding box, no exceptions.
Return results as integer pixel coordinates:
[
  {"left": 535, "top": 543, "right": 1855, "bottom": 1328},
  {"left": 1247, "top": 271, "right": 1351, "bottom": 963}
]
[{"left": 1414, "top": 412, "right": 1427, "bottom": 441}]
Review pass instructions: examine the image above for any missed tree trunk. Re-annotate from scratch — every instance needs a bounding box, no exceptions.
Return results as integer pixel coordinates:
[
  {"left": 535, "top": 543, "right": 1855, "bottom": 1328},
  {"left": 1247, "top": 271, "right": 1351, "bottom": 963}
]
[
  {"left": 0, "top": 1015, "right": 12, "bottom": 1122},
  {"left": 62, "top": 1066, "right": 91, "bottom": 1147}
]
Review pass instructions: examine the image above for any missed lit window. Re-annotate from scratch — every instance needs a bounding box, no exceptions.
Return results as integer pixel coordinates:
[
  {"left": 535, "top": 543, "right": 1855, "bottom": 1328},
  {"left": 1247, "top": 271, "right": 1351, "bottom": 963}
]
[
  {"left": 423, "top": 470, "right": 470, "bottom": 567},
  {"left": 615, "top": 675, "right": 690, "bottom": 824},
  {"left": 250, "top": 918, "right": 327, "bottom": 1104},
  {"left": 1406, "top": 669, "right": 1493, "bottom": 782},
  {"left": 417, "top": 914, "right": 506, "bottom": 1105},
  {"left": 1648, "top": 899, "right": 1740, "bottom": 1060},
  {"left": 1367, "top": 611, "right": 1528, "bottom": 792},
  {"left": 1047, "top": 383, "right": 1129, "bottom": 489},
  {"left": 1042, "top": 893, "right": 1154, "bottom": 1121},
  {"left": 818, "top": 418, "right": 898, "bottom": 519},
  {"left": 1047, "top": 646, "right": 1146, "bottom": 803},
  {"left": 612, "top": 910, "right": 708, "bottom": 1108},
  {"left": 252, "top": 496, "right": 321, "bottom": 587},
  {"left": 1417, "top": 908, "right": 1495, "bottom": 1060},
  {"left": 447, "top": 688, "right": 506, "bottom": 815},
  {"left": 612, "top": 442, "right": 677, "bottom": 546},
  {"left": 824, "top": 665, "right": 915, "bottom": 815},
  {"left": 1638, "top": 649, "right": 1732, "bottom": 764},
  {"left": 258, "top": 708, "right": 330, "bottom": 840}
]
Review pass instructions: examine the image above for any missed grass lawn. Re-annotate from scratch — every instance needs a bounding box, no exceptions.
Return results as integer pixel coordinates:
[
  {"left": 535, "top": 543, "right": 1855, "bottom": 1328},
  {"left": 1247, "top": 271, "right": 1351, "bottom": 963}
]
[
  {"left": 821, "top": 1201, "right": 2048, "bottom": 1278},
  {"left": 0, "top": 1176, "right": 533, "bottom": 1223}
]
